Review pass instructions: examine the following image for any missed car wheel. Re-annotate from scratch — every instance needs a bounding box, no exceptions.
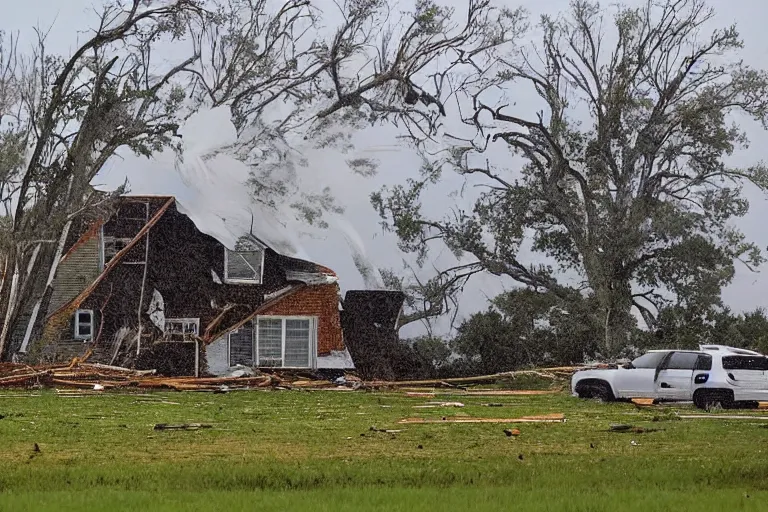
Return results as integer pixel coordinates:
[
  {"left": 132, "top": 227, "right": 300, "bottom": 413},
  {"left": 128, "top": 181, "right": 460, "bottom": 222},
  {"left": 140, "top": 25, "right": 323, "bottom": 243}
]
[
  {"left": 577, "top": 381, "right": 614, "bottom": 402},
  {"left": 693, "top": 389, "right": 734, "bottom": 410}
]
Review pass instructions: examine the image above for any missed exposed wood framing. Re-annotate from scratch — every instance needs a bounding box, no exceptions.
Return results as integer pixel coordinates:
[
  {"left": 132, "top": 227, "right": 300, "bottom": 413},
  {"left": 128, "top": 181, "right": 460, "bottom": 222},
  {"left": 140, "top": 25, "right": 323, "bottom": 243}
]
[
  {"left": 136, "top": 200, "right": 150, "bottom": 355},
  {"left": 47, "top": 197, "right": 175, "bottom": 319},
  {"left": 202, "top": 284, "right": 306, "bottom": 343}
]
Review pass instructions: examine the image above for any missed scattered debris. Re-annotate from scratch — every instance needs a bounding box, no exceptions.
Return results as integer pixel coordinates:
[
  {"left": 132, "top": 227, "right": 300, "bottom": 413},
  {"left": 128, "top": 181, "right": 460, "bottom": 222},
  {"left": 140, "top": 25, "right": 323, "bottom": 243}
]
[
  {"left": 223, "top": 365, "right": 256, "bottom": 378},
  {"left": 465, "top": 390, "right": 559, "bottom": 396},
  {"left": 153, "top": 423, "right": 213, "bottom": 431},
  {"left": 608, "top": 424, "right": 661, "bottom": 433},
  {"left": 631, "top": 398, "right": 655, "bottom": 406},
  {"left": 483, "top": 403, "right": 505, "bottom": 407},
  {"left": 503, "top": 428, "right": 521, "bottom": 437},
  {"left": 369, "top": 426, "right": 403, "bottom": 433},
  {"left": 0, "top": 361, "right": 582, "bottom": 393},
  {"left": 364, "top": 367, "right": 588, "bottom": 389},
  {"left": 677, "top": 414, "right": 768, "bottom": 421},
  {"left": 0, "top": 361, "right": 357, "bottom": 391},
  {"left": 398, "top": 413, "right": 565, "bottom": 424},
  {"left": 413, "top": 401, "right": 465, "bottom": 408}
]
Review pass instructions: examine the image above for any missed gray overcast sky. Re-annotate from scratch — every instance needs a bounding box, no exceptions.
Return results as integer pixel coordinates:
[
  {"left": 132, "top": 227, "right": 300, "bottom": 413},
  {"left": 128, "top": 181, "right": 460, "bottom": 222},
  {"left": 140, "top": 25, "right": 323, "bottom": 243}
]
[{"left": 4, "top": 0, "right": 768, "bottom": 336}]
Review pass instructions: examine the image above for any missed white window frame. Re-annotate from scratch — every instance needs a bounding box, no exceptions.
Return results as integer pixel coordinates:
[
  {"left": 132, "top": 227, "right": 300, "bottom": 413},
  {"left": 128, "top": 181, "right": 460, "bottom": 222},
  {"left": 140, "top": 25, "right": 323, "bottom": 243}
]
[
  {"left": 74, "top": 309, "right": 94, "bottom": 340},
  {"left": 252, "top": 316, "right": 317, "bottom": 369},
  {"left": 102, "top": 234, "right": 135, "bottom": 265},
  {"left": 163, "top": 318, "right": 200, "bottom": 342},
  {"left": 223, "top": 247, "right": 265, "bottom": 285}
]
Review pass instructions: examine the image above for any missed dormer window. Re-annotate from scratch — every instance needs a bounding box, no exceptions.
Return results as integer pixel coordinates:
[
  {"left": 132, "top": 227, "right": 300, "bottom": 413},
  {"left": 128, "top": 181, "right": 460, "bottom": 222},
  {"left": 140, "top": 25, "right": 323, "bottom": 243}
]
[{"left": 224, "top": 236, "right": 264, "bottom": 284}]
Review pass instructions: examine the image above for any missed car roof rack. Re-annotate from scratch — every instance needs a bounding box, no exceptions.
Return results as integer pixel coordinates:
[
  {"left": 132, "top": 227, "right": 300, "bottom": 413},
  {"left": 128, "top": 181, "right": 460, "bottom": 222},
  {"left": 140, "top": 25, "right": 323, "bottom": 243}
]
[{"left": 699, "top": 344, "right": 763, "bottom": 356}]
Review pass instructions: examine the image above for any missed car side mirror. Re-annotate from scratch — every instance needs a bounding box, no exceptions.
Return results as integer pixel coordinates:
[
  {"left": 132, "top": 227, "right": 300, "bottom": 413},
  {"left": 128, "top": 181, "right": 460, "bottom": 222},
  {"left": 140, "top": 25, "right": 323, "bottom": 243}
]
[{"left": 622, "top": 362, "right": 634, "bottom": 369}]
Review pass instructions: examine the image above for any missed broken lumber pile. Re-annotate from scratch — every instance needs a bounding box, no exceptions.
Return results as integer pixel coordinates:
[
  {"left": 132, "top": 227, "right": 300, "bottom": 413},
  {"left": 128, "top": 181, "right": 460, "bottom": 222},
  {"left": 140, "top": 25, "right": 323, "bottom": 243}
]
[
  {"left": 0, "top": 361, "right": 585, "bottom": 392},
  {"left": 0, "top": 362, "right": 352, "bottom": 391}
]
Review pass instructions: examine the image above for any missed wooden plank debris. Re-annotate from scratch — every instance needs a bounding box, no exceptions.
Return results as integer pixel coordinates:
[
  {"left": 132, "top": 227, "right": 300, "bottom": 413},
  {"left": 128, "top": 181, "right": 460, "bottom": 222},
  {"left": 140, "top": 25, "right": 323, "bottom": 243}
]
[
  {"left": 464, "top": 390, "right": 559, "bottom": 396},
  {"left": 677, "top": 414, "right": 768, "bottom": 421},
  {"left": 0, "top": 360, "right": 577, "bottom": 393},
  {"left": 153, "top": 423, "right": 213, "bottom": 431},
  {"left": 398, "top": 413, "right": 565, "bottom": 424},
  {"left": 365, "top": 367, "right": 587, "bottom": 389},
  {"left": 369, "top": 426, "right": 403, "bottom": 433},
  {"left": 413, "top": 402, "right": 465, "bottom": 408}
]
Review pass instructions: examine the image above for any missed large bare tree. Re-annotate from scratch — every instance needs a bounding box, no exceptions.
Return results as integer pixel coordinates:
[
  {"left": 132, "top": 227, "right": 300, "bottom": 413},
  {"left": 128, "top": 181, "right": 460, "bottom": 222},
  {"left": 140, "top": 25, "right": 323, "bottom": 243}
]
[
  {"left": 0, "top": 0, "right": 518, "bottom": 359},
  {"left": 373, "top": 0, "right": 768, "bottom": 355}
]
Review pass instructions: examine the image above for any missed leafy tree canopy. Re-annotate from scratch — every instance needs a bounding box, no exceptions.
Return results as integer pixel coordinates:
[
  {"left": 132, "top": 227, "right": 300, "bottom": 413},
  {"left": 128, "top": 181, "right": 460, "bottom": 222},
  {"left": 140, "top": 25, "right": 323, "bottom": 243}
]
[{"left": 373, "top": 0, "right": 768, "bottom": 354}]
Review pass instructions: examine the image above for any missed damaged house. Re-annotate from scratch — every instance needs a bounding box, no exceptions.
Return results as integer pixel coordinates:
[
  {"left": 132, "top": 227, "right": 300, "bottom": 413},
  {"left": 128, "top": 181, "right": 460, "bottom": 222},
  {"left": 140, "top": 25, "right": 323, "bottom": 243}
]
[{"left": 9, "top": 195, "right": 403, "bottom": 376}]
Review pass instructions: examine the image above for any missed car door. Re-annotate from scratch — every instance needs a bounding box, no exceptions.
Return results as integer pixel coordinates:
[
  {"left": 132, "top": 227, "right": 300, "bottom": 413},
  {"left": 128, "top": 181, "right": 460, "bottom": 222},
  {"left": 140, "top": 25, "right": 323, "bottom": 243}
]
[
  {"left": 655, "top": 351, "right": 700, "bottom": 400},
  {"left": 613, "top": 352, "right": 667, "bottom": 397},
  {"left": 721, "top": 355, "right": 768, "bottom": 401}
]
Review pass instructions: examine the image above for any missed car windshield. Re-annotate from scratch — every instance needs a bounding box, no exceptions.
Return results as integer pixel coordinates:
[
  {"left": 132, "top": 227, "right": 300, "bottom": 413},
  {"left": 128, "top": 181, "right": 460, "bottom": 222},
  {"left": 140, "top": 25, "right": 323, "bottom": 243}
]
[{"left": 629, "top": 352, "right": 668, "bottom": 369}]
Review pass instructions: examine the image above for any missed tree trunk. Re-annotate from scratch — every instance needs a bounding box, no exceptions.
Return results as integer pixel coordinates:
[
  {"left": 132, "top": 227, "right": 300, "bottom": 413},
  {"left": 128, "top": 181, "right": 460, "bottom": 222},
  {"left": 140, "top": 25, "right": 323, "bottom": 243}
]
[
  {"left": 580, "top": 248, "right": 635, "bottom": 357},
  {"left": 596, "top": 281, "right": 634, "bottom": 357},
  {"left": 0, "top": 253, "right": 20, "bottom": 358},
  {"left": 19, "top": 221, "right": 72, "bottom": 354}
]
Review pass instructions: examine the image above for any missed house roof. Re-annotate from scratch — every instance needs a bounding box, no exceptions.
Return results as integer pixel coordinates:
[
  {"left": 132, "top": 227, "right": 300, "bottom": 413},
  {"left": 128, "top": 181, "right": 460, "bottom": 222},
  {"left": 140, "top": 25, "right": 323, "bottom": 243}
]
[
  {"left": 50, "top": 196, "right": 177, "bottom": 317},
  {"left": 49, "top": 195, "right": 338, "bottom": 320}
]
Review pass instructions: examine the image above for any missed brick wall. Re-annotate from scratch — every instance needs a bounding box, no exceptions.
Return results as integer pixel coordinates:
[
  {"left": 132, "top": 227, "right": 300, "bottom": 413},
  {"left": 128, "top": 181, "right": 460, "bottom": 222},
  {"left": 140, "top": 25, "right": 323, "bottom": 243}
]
[{"left": 258, "top": 284, "right": 343, "bottom": 355}]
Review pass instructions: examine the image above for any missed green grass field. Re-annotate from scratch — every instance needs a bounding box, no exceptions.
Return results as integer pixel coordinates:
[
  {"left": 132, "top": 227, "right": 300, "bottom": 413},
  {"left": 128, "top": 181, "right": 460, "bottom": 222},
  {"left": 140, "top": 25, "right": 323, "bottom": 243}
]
[{"left": 0, "top": 386, "right": 767, "bottom": 511}]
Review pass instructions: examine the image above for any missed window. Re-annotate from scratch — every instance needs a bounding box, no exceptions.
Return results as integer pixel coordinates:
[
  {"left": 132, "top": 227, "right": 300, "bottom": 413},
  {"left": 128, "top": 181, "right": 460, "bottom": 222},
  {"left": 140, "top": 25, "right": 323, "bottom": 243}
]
[
  {"left": 102, "top": 236, "right": 133, "bottom": 265},
  {"left": 255, "top": 317, "right": 315, "bottom": 368},
  {"left": 224, "top": 237, "right": 264, "bottom": 284},
  {"left": 284, "top": 319, "right": 312, "bottom": 367},
  {"left": 74, "top": 310, "right": 94, "bottom": 340},
  {"left": 666, "top": 352, "right": 700, "bottom": 370},
  {"left": 722, "top": 356, "right": 768, "bottom": 371},
  {"left": 163, "top": 318, "right": 200, "bottom": 342},
  {"left": 630, "top": 352, "right": 668, "bottom": 369},
  {"left": 695, "top": 354, "right": 713, "bottom": 371},
  {"left": 226, "top": 317, "right": 316, "bottom": 368},
  {"left": 229, "top": 324, "right": 254, "bottom": 366},
  {"left": 257, "top": 318, "right": 283, "bottom": 366}
]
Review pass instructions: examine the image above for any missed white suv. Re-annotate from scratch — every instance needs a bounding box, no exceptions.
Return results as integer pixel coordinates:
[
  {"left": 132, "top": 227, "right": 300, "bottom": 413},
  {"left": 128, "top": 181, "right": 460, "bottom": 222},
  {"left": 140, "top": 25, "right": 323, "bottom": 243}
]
[{"left": 571, "top": 345, "right": 768, "bottom": 409}]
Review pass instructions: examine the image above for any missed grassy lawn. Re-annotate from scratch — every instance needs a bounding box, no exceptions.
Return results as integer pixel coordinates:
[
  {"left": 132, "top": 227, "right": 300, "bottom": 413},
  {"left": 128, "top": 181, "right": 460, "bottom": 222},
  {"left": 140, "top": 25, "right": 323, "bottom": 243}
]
[{"left": 0, "top": 386, "right": 767, "bottom": 511}]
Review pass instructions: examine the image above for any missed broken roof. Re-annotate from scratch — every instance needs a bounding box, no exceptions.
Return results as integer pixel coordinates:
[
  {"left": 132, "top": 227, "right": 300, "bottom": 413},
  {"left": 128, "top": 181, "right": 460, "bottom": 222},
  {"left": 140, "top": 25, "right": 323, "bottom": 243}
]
[
  {"left": 50, "top": 195, "right": 338, "bottom": 321},
  {"left": 93, "top": 106, "right": 388, "bottom": 292}
]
